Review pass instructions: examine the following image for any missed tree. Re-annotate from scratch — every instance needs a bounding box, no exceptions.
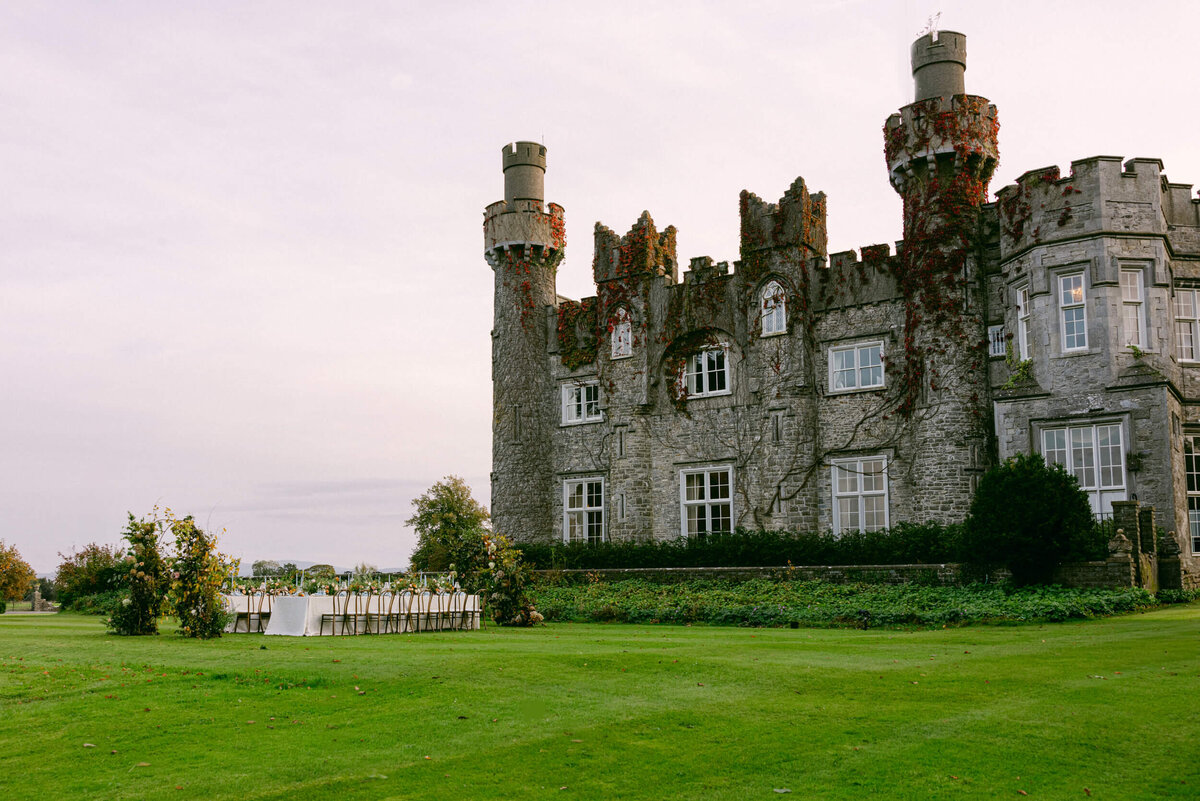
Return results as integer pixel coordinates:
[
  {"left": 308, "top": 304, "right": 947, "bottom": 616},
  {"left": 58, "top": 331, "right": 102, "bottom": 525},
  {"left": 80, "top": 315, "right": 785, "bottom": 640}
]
[
  {"left": 407, "top": 477, "right": 540, "bottom": 625},
  {"left": 407, "top": 475, "right": 490, "bottom": 573},
  {"left": 166, "top": 513, "right": 238, "bottom": 639},
  {"left": 0, "top": 541, "right": 36, "bottom": 602},
  {"left": 107, "top": 514, "right": 167, "bottom": 636},
  {"left": 963, "top": 452, "right": 1102, "bottom": 585},
  {"left": 55, "top": 543, "right": 126, "bottom": 608},
  {"left": 251, "top": 559, "right": 283, "bottom": 577}
]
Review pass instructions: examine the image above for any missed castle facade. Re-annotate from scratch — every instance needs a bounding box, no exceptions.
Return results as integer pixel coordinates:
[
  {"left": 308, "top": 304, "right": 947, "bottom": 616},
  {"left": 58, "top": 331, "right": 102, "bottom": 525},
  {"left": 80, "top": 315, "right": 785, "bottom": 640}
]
[{"left": 483, "top": 32, "right": 1200, "bottom": 578}]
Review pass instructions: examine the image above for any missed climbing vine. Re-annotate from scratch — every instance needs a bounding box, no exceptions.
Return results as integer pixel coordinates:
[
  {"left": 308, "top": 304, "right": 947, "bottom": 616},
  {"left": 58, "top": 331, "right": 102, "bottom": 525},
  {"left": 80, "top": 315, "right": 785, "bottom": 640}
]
[{"left": 556, "top": 297, "right": 598, "bottom": 371}]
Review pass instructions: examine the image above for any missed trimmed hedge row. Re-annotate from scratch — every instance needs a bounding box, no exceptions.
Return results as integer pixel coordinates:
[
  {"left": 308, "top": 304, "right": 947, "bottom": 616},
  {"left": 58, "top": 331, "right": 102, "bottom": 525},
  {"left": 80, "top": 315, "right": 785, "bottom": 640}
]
[
  {"left": 519, "top": 524, "right": 966, "bottom": 570},
  {"left": 529, "top": 578, "right": 1183, "bottom": 628}
]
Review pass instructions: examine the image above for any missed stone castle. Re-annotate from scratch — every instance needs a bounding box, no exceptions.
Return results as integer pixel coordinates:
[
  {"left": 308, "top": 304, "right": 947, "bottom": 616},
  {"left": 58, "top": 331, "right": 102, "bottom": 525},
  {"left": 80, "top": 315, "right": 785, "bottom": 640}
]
[{"left": 483, "top": 31, "right": 1199, "bottom": 580}]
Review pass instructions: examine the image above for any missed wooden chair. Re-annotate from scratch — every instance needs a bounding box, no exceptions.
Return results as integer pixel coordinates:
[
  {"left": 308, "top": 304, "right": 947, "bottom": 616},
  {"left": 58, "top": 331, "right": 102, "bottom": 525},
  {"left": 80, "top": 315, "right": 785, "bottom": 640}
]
[
  {"left": 417, "top": 589, "right": 434, "bottom": 632},
  {"left": 344, "top": 590, "right": 372, "bottom": 635},
  {"left": 228, "top": 593, "right": 250, "bottom": 633},
  {"left": 319, "top": 590, "right": 347, "bottom": 636},
  {"left": 245, "top": 591, "right": 268, "bottom": 633},
  {"left": 394, "top": 589, "right": 415, "bottom": 633},
  {"left": 368, "top": 590, "right": 393, "bottom": 634}
]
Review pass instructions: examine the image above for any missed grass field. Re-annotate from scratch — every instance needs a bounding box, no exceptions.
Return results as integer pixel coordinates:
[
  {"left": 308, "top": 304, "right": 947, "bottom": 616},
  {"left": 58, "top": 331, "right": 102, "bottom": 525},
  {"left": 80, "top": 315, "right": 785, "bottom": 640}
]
[{"left": 2, "top": 609, "right": 1198, "bottom": 800}]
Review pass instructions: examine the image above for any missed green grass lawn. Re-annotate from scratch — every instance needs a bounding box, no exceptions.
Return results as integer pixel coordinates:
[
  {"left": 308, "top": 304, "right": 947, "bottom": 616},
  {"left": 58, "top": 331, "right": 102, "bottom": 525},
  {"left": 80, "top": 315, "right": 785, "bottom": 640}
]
[{"left": 2, "top": 610, "right": 1198, "bottom": 800}]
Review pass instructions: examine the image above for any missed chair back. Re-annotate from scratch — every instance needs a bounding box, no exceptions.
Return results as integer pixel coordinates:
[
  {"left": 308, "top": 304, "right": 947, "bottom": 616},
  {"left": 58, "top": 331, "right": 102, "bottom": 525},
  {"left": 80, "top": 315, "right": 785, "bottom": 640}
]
[{"left": 398, "top": 590, "right": 415, "bottom": 632}]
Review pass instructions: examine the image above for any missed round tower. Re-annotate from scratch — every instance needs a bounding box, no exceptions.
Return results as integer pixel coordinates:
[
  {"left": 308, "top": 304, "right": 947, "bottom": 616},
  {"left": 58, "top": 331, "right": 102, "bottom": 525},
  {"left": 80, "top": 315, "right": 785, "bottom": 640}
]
[
  {"left": 484, "top": 141, "right": 564, "bottom": 544},
  {"left": 911, "top": 30, "right": 966, "bottom": 101},
  {"left": 880, "top": 31, "right": 999, "bottom": 521}
]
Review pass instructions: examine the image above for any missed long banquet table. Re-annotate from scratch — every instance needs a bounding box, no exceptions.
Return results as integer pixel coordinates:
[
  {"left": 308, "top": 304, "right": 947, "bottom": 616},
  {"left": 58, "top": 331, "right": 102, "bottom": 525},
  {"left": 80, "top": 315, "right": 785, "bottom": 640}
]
[{"left": 223, "top": 592, "right": 481, "bottom": 636}]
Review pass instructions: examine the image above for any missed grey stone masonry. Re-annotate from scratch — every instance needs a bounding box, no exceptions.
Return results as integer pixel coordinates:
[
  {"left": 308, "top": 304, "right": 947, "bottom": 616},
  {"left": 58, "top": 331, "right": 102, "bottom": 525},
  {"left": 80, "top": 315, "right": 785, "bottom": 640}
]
[{"left": 486, "top": 32, "right": 1200, "bottom": 586}]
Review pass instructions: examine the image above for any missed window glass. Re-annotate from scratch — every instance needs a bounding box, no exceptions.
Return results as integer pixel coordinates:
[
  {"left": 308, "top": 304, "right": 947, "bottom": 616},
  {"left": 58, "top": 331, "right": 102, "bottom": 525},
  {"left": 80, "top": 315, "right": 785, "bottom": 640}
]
[
  {"left": 832, "top": 457, "right": 889, "bottom": 534},
  {"left": 680, "top": 467, "right": 733, "bottom": 539}
]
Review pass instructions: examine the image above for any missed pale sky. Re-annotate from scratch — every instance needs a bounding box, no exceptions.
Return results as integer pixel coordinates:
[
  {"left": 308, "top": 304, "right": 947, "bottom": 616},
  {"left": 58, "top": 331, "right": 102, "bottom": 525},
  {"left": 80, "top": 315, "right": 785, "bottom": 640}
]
[{"left": 4, "top": 1, "right": 1197, "bottom": 573}]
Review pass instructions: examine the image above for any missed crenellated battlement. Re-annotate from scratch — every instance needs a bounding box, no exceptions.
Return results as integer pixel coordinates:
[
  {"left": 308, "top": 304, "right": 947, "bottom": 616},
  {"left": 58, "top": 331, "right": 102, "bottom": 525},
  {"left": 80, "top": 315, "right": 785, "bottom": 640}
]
[
  {"left": 484, "top": 200, "right": 565, "bottom": 254},
  {"left": 995, "top": 156, "right": 1200, "bottom": 258},
  {"left": 884, "top": 94, "right": 999, "bottom": 192},
  {"left": 592, "top": 211, "right": 678, "bottom": 285},
  {"left": 739, "top": 177, "right": 828, "bottom": 268}
]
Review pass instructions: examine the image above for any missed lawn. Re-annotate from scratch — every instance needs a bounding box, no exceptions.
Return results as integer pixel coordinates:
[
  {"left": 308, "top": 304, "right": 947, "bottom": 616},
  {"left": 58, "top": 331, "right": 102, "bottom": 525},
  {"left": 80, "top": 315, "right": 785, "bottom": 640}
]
[{"left": 1, "top": 609, "right": 1198, "bottom": 800}]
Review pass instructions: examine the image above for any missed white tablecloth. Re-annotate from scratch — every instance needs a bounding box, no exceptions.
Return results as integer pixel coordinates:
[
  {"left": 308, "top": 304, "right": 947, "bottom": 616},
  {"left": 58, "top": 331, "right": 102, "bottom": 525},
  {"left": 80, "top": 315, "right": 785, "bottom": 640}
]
[{"left": 223, "top": 593, "right": 481, "bottom": 636}]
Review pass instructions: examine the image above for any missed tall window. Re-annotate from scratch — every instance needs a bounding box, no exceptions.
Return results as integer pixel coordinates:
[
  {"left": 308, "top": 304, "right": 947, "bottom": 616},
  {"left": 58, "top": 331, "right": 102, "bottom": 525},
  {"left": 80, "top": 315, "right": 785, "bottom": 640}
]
[
  {"left": 832, "top": 457, "right": 889, "bottom": 534},
  {"left": 1120, "top": 269, "right": 1145, "bottom": 348},
  {"left": 684, "top": 348, "right": 730, "bottom": 398},
  {"left": 1174, "top": 289, "right": 1199, "bottom": 361},
  {"left": 1016, "top": 285, "right": 1031, "bottom": 360},
  {"left": 760, "top": 281, "right": 787, "bottom": 336},
  {"left": 680, "top": 467, "right": 732, "bottom": 539},
  {"left": 564, "top": 478, "right": 604, "bottom": 544},
  {"left": 1042, "top": 423, "right": 1125, "bottom": 516},
  {"left": 1186, "top": 436, "right": 1200, "bottom": 552},
  {"left": 988, "top": 324, "right": 1006, "bottom": 358},
  {"left": 561, "top": 381, "right": 601, "bottom": 425},
  {"left": 1059, "top": 273, "right": 1087, "bottom": 351},
  {"left": 611, "top": 307, "right": 632, "bottom": 359},
  {"left": 829, "top": 342, "right": 884, "bottom": 392}
]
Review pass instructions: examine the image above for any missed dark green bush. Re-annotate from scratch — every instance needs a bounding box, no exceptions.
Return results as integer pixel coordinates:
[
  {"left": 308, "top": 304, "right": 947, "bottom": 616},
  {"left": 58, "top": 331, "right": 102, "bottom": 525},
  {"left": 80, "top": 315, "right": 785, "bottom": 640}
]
[
  {"left": 963, "top": 453, "right": 1102, "bottom": 585},
  {"left": 519, "top": 522, "right": 965, "bottom": 570},
  {"left": 67, "top": 590, "right": 124, "bottom": 615}
]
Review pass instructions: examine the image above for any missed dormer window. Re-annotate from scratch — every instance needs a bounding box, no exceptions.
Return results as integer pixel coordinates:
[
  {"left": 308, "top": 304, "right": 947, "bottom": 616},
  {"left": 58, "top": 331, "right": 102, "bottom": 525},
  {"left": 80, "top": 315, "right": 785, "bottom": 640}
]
[
  {"left": 611, "top": 307, "right": 632, "bottom": 359},
  {"left": 760, "top": 281, "right": 787, "bottom": 336}
]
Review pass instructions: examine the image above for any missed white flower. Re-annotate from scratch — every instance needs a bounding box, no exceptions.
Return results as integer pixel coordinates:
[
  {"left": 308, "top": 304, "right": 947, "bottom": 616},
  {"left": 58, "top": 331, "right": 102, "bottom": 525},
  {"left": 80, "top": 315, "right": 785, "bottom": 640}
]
[{"left": 121, "top": 598, "right": 132, "bottom": 607}]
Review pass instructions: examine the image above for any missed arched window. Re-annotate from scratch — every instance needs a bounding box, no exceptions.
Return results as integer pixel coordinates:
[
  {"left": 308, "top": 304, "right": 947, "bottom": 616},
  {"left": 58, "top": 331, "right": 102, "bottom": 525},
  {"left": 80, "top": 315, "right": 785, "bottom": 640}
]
[
  {"left": 611, "top": 307, "right": 633, "bottom": 359},
  {"left": 760, "top": 281, "right": 786, "bottom": 336}
]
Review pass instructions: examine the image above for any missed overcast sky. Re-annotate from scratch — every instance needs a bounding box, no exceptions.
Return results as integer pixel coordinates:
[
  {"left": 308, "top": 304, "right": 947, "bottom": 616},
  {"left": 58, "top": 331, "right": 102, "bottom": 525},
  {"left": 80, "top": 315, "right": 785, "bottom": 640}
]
[{"left": 4, "top": 1, "right": 1197, "bottom": 573}]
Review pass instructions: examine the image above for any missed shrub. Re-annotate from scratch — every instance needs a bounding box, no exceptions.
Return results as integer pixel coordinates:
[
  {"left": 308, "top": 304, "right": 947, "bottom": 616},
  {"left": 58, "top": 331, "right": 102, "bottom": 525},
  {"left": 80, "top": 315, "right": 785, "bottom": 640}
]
[
  {"left": 55, "top": 543, "right": 126, "bottom": 609},
  {"left": 107, "top": 514, "right": 167, "bottom": 636},
  {"left": 519, "top": 523, "right": 965, "bottom": 571},
  {"left": 963, "top": 453, "right": 1101, "bottom": 585},
  {"left": 69, "top": 590, "right": 124, "bottom": 616},
  {"left": 529, "top": 578, "right": 1158, "bottom": 628},
  {"left": 167, "top": 514, "right": 237, "bottom": 639},
  {"left": 408, "top": 477, "right": 539, "bottom": 625}
]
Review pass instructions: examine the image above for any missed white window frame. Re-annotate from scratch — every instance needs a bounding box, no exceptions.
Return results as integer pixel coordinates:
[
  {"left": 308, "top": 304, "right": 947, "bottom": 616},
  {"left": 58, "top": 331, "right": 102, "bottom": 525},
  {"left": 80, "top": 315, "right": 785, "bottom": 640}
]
[
  {"left": 1186, "top": 435, "right": 1200, "bottom": 553},
  {"left": 1016, "top": 284, "right": 1031, "bottom": 360},
  {"left": 1174, "top": 288, "right": 1199, "bottom": 362},
  {"left": 1059, "top": 273, "right": 1088, "bottom": 352},
  {"left": 828, "top": 341, "right": 884, "bottom": 393},
  {"left": 682, "top": 347, "right": 731, "bottom": 399},
  {"left": 1041, "top": 422, "right": 1126, "bottom": 517},
  {"left": 760, "top": 280, "right": 787, "bottom": 336},
  {"left": 563, "top": 477, "right": 605, "bottom": 544},
  {"left": 831, "top": 456, "right": 889, "bottom": 535},
  {"left": 1120, "top": 269, "right": 1146, "bottom": 349},
  {"left": 561, "top": 381, "right": 601, "bottom": 425},
  {"left": 679, "top": 466, "right": 733, "bottom": 539},
  {"left": 611, "top": 307, "right": 633, "bottom": 360},
  {"left": 988, "top": 324, "right": 1006, "bottom": 358}
]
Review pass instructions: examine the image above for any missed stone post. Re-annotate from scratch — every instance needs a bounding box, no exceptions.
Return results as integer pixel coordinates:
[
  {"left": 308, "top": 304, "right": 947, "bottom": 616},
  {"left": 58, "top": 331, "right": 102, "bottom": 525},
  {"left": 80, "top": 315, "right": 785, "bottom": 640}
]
[
  {"left": 1137, "top": 506, "right": 1156, "bottom": 555},
  {"left": 1111, "top": 501, "right": 1141, "bottom": 552}
]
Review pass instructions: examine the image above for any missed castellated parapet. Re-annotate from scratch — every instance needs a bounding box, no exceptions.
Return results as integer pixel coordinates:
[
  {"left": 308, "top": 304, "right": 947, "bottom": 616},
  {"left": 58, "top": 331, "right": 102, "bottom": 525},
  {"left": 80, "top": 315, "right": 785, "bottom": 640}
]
[{"left": 484, "top": 32, "right": 1200, "bottom": 580}]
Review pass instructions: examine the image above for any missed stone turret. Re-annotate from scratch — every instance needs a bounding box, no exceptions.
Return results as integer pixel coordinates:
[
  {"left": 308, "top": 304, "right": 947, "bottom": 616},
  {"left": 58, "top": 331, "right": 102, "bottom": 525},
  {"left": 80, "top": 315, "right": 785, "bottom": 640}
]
[
  {"left": 485, "top": 141, "right": 563, "bottom": 543},
  {"left": 875, "top": 31, "right": 998, "bottom": 520},
  {"left": 911, "top": 30, "right": 966, "bottom": 101}
]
